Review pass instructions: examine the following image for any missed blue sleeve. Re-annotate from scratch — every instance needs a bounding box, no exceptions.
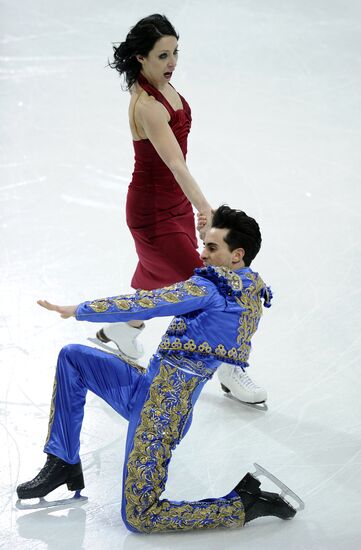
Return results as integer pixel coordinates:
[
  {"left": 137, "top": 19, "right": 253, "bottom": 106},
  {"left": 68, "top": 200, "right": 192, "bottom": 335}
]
[{"left": 75, "top": 277, "right": 219, "bottom": 323}]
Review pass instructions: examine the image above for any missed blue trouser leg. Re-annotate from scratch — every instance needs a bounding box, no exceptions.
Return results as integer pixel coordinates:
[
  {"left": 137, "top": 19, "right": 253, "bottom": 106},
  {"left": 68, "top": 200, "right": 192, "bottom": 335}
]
[
  {"left": 121, "top": 355, "right": 245, "bottom": 533},
  {"left": 44, "top": 344, "right": 144, "bottom": 464},
  {"left": 43, "top": 347, "right": 245, "bottom": 531}
]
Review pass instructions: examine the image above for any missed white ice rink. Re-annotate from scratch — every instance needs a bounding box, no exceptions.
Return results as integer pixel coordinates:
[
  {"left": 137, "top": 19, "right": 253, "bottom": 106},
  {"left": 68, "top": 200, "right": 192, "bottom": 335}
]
[{"left": 1, "top": 0, "right": 361, "bottom": 548}]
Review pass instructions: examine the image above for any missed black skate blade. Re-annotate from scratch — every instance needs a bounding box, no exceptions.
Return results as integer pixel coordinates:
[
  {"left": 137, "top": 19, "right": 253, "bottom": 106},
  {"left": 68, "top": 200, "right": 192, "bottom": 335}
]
[
  {"left": 252, "top": 463, "right": 305, "bottom": 511},
  {"left": 16, "top": 490, "right": 88, "bottom": 511},
  {"left": 222, "top": 391, "right": 268, "bottom": 411}
]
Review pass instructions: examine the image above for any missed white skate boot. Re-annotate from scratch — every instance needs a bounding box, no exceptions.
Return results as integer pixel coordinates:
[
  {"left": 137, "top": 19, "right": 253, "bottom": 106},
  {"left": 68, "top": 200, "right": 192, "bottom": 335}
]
[
  {"left": 88, "top": 322, "right": 144, "bottom": 360},
  {"left": 217, "top": 363, "right": 267, "bottom": 407}
]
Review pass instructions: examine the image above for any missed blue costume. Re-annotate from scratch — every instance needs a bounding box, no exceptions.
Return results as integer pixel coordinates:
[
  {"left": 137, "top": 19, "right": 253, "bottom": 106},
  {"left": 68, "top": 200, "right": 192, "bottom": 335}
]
[{"left": 44, "top": 266, "right": 272, "bottom": 532}]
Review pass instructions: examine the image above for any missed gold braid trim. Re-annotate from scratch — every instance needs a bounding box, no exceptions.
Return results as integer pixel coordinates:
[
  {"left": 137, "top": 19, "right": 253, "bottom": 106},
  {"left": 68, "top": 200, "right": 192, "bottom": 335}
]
[
  {"left": 88, "top": 280, "right": 208, "bottom": 313},
  {"left": 158, "top": 336, "right": 250, "bottom": 365},
  {"left": 236, "top": 273, "right": 264, "bottom": 362},
  {"left": 45, "top": 375, "right": 57, "bottom": 446},
  {"left": 124, "top": 361, "right": 245, "bottom": 532}
]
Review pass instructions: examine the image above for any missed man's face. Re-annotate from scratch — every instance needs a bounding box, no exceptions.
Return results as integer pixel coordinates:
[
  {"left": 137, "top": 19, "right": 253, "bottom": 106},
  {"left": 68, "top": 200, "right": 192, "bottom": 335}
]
[{"left": 200, "top": 228, "right": 245, "bottom": 269}]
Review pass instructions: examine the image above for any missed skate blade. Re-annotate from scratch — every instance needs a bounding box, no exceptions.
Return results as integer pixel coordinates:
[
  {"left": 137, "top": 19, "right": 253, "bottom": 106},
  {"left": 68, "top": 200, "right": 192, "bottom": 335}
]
[
  {"left": 16, "top": 490, "right": 88, "bottom": 511},
  {"left": 88, "top": 337, "right": 123, "bottom": 356},
  {"left": 87, "top": 337, "right": 140, "bottom": 361},
  {"left": 252, "top": 463, "right": 305, "bottom": 511},
  {"left": 223, "top": 392, "right": 268, "bottom": 411}
]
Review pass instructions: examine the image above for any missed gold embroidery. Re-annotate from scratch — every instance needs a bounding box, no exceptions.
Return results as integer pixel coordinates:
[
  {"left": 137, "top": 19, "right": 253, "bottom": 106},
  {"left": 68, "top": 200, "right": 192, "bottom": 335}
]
[
  {"left": 118, "top": 355, "right": 146, "bottom": 374},
  {"left": 159, "top": 336, "right": 170, "bottom": 348},
  {"left": 137, "top": 289, "right": 150, "bottom": 297},
  {"left": 171, "top": 338, "right": 182, "bottom": 350},
  {"left": 183, "top": 281, "right": 208, "bottom": 297},
  {"left": 162, "top": 292, "right": 181, "bottom": 303},
  {"left": 235, "top": 273, "right": 263, "bottom": 363},
  {"left": 167, "top": 318, "right": 187, "bottom": 335},
  {"left": 89, "top": 300, "right": 109, "bottom": 312},
  {"left": 198, "top": 341, "right": 212, "bottom": 354},
  {"left": 214, "top": 344, "right": 227, "bottom": 357},
  {"left": 124, "top": 361, "right": 245, "bottom": 532},
  {"left": 183, "top": 339, "right": 197, "bottom": 352},
  {"left": 159, "top": 271, "right": 264, "bottom": 366},
  {"left": 45, "top": 375, "right": 57, "bottom": 445},
  {"left": 171, "top": 355, "right": 214, "bottom": 379},
  {"left": 137, "top": 298, "right": 155, "bottom": 308},
  {"left": 159, "top": 337, "right": 253, "bottom": 366},
  {"left": 163, "top": 284, "right": 179, "bottom": 291},
  {"left": 227, "top": 347, "right": 238, "bottom": 359},
  {"left": 88, "top": 280, "right": 208, "bottom": 314},
  {"left": 212, "top": 267, "right": 243, "bottom": 292},
  {"left": 113, "top": 299, "right": 132, "bottom": 310}
]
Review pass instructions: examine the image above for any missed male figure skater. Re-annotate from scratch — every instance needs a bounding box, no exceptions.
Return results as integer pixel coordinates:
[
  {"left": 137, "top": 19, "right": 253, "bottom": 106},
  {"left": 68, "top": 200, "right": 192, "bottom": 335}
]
[{"left": 16, "top": 206, "right": 303, "bottom": 532}]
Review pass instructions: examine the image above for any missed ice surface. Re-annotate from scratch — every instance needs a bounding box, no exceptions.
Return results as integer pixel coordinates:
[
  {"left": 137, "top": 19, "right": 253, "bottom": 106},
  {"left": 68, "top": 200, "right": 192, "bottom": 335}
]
[{"left": 1, "top": 1, "right": 361, "bottom": 548}]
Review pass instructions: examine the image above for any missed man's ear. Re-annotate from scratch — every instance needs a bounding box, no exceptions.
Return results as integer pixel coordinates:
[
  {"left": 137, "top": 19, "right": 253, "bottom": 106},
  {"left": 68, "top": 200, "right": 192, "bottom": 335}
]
[{"left": 232, "top": 247, "right": 245, "bottom": 263}]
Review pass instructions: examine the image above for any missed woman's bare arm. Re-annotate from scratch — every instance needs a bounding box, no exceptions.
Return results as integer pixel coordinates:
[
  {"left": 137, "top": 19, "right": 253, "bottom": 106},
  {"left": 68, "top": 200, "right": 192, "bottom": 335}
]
[{"left": 137, "top": 98, "right": 213, "bottom": 221}]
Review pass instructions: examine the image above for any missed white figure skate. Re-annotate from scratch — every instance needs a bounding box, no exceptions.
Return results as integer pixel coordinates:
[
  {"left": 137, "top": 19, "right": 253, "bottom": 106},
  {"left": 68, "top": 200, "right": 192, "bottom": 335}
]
[
  {"left": 88, "top": 322, "right": 144, "bottom": 360},
  {"left": 218, "top": 363, "right": 268, "bottom": 409}
]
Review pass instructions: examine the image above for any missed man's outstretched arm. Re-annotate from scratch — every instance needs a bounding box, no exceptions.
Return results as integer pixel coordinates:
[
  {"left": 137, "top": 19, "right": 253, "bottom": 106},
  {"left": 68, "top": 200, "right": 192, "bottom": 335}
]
[{"left": 37, "top": 276, "right": 220, "bottom": 322}]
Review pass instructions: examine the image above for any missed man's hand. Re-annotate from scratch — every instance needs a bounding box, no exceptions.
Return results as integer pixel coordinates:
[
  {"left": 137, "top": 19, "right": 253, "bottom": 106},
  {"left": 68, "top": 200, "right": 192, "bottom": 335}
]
[{"left": 37, "top": 300, "right": 77, "bottom": 319}]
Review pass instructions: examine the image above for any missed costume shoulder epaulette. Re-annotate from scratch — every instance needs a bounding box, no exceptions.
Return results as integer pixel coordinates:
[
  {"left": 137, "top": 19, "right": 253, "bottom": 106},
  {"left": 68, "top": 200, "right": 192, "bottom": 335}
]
[
  {"left": 260, "top": 283, "right": 273, "bottom": 308},
  {"left": 194, "top": 266, "right": 243, "bottom": 297}
]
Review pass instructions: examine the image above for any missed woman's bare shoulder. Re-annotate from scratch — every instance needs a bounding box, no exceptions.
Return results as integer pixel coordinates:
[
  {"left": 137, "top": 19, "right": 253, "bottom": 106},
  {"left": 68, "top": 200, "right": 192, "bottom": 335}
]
[
  {"left": 134, "top": 93, "right": 168, "bottom": 125},
  {"left": 129, "top": 86, "right": 168, "bottom": 139}
]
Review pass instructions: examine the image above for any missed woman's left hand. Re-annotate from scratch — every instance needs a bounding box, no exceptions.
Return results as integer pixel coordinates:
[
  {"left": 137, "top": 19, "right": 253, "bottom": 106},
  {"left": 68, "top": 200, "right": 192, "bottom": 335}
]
[
  {"left": 197, "top": 211, "right": 212, "bottom": 240},
  {"left": 196, "top": 212, "right": 208, "bottom": 230}
]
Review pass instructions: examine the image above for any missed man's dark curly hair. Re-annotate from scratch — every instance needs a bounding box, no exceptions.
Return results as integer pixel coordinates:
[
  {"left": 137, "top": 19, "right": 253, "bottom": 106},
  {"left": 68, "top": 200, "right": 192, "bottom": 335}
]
[{"left": 211, "top": 205, "right": 262, "bottom": 266}]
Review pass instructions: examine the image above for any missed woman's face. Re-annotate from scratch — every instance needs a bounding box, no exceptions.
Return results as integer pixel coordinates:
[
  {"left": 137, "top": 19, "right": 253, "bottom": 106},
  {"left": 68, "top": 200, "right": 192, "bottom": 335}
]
[{"left": 138, "top": 35, "right": 179, "bottom": 86}]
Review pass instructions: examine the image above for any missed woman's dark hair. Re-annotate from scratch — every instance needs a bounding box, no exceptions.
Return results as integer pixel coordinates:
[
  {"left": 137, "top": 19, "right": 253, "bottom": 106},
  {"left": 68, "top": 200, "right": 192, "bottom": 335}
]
[
  {"left": 212, "top": 205, "right": 262, "bottom": 266},
  {"left": 109, "top": 14, "right": 179, "bottom": 89}
]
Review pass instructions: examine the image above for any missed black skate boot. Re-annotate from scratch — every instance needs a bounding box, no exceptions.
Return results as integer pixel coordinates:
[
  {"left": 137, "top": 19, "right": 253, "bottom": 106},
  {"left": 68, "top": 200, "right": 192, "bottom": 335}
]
[
  {"left": 17, "top": 453, "right": 85, "bottom": 500},
  {"left": 235, "top": 472, "right": 297, "bottom": 523}
]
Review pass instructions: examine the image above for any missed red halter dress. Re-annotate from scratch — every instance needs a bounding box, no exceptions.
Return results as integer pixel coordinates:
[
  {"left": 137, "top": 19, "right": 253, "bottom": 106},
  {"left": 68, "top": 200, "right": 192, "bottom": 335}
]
[{"left": 126, "top": 75, "right": 203, "bottom": 290}]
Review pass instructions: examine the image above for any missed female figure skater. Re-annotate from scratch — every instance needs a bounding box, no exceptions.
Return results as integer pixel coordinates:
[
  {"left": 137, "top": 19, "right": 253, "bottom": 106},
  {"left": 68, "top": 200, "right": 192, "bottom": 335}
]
[{"left": 96, "top": 14, "right": 266, "bottom": 404}]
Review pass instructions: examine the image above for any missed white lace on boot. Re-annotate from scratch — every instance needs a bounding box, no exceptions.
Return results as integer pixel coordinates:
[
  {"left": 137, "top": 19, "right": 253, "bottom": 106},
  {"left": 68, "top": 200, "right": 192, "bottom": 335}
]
[
  {"left": 97, "top": 322, "right": 144, "bottom": 360},
  {"left": 217, "top": 363, "right": 267, "bottom": 404}
]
